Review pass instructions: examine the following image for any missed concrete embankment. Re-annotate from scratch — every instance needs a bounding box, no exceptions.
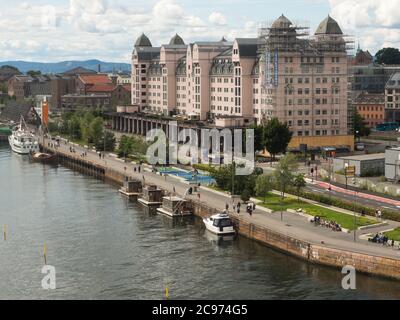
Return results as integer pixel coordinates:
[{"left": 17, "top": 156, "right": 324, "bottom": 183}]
[{"left": 44, "top": 144, "right": 400, "bottom": 280}]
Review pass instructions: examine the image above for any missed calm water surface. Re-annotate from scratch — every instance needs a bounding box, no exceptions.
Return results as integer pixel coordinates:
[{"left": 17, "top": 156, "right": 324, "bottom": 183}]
[{"left": 1, "top": 142, "right": 400, "bottom": 300}]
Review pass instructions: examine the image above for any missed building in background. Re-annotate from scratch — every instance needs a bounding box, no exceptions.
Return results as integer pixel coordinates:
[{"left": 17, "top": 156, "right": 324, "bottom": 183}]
[
  {"left": 385, "top": 72, "right": 400, "bottom": 123},
  {"left": 354, "top": 92, "right": 385, "bottom": 128},
  {"left": 61, "top": 93, "right": 111, "bottom": 111},
  {"left": 385, "top": 147, "right": 400, "bottom": 182},
  {"left": 333, "top": 153, "right": 385, "bottom": 177},
  {"left": 127, "top": 15, "right": 355, "bottom": 151},
  {"left": 350, "top": 48, "right": 373, "bottom": 66},
  {"left": 0, "top": 66, "right": 21, "bottom": 89}
]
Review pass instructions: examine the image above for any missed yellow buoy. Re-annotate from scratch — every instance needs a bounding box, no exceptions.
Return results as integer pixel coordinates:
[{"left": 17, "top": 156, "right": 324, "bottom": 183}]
[
  {"left": 165, "top": 287, "right": 169, "bottom": 300},
  {"left": 43, "top": 243, "right": 47, "bottom": 265}
]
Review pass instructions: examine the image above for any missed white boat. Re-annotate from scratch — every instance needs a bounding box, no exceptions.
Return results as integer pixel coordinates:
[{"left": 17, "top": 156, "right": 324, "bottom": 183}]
[
  {"left": 203, "top": 213, "right": 236, "bottom": 236},
  {"left": 8, "top": 117, "right": 39, "bottom": 155}
]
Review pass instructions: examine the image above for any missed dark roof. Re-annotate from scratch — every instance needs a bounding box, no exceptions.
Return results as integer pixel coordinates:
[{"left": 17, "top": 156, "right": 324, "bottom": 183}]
[
  {"left": 169, "top": 34, "right": 185, "bottom": 45},
  {"left": 236, "top": 38, "right": 259, "bottom": 57},
  {"left": 315, "top": 16, "right": 343, "bottom": 35},
  {"left": 0, "top": 66, "right": 21, "bottom": 81},
  {"left": 62, "top": 67, "right": 97, "bottom": 76},
  {"left": 0, "top": 101, "right": 39, "bottom": 124},
  {"left": 271, "top": 15, "right": 292, "bottom": 29},
  {"left": 354, "top": 93, "right": 385, "bottom": 104},
  {"left": 135, "top": 34, "right": 152, "bottom": 47},
  {"left": 135, "top": 47, "right": 161, "bottom": 60}
]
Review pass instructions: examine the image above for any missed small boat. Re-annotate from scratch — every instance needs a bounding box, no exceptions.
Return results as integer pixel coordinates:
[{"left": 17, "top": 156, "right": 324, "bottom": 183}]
[
  {"left": 203, "top": 212, "right": 236, "bottom": 236},
  {"left": 8, "top": 116, "right": 39, "bottom": 154},
  {"left": 29, "top": 151, "right": 58, "bottom": 164}
]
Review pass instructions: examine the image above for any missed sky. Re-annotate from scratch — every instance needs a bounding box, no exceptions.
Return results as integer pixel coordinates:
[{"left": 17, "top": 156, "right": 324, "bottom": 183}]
[{"left": 0, "top": 0, "right": 399, "bottom": 63}]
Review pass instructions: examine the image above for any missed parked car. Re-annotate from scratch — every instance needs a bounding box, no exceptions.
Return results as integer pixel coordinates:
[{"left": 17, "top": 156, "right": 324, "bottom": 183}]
[{"left": 355, "top": 143, "right": 365, "bottom": 151}]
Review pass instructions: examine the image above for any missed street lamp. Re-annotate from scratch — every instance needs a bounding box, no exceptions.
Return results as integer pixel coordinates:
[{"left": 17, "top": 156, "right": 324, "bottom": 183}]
[
  {"left": 280, "top": 169, "right": 284, "bottom": 221},
  {"left": 353, "top": 176, "right": 358, "bottom": 242},
  {"left": 355, "top": 130, "right": 360, "bottom": 143}
]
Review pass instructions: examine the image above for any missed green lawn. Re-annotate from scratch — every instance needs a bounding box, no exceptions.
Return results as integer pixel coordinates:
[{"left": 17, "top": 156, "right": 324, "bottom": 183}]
[
  {"left": 384, "top": 228, "right": 400, "bottom": 241},
  {"left": 258, "top": 193, "right": 376, "bottom": 230}
]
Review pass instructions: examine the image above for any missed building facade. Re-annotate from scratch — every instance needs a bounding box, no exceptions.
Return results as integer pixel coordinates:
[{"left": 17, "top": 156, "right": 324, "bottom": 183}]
[
  {"left": 354, "top": 92, "right": 385, "bottom": 128},
  {"left": 126, "top": 15, "right": 354, "bottom": 150},
  {"left": 61, "top": 94, "right": 111, "bottom": 111},
  {"left": 385, "top": 72, "right": 400, "bottom": 123}
]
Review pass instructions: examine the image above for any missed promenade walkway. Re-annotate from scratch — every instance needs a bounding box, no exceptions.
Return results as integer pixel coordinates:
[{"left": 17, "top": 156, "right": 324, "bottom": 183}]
[{"left": 46, "top": 138, "right": 400, "bottom": 261}]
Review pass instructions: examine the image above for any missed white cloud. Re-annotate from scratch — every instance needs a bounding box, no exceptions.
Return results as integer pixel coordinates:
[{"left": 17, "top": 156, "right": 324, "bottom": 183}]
[
  {"left": 209, "top": 12, "right": 227, "bottom": 26},
  {"left": 0, "top": 0, "right": 251, "bottom": 62},
  {"left": 329, "top": 0, "right": 400, "bottom": 53}
]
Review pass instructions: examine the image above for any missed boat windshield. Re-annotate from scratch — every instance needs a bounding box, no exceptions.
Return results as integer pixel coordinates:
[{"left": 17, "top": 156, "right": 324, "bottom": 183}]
[{"left": 213, "top": 218, "right": 232, "bottom": 228}]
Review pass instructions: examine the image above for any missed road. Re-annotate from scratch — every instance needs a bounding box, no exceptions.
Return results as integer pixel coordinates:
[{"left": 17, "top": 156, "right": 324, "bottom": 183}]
[
  {"left": 306, "top": 181, "right": 400, "bottom": 212},
  {"left": 259, "top": 161, "right": 400, "bottom": 212},
  {"left": 44, "top": 137, "right": 400, "bottom": 261}
]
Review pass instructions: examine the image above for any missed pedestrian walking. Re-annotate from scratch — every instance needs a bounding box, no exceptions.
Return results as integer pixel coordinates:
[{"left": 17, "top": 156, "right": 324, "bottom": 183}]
[
  {"left": 236, "top": 206, "right": 240, "bottom": 215},
  {"left": 378, "top": 210, "right": 382, "bottom": 221},
  {"left": 225, "top": 203, "right": 229, "bottom": 211}
]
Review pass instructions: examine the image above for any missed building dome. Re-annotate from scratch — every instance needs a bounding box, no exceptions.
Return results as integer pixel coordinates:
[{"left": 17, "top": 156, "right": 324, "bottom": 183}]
[
  {"left": 315, "top": 16, "right": 343, "bottom": 35},
  {"left": 169, "top": 34, "right": 185, "bottom": 45},
  {"left": 135, "top": 33, "right": 152, "bottom": 47},
  {"left": 271, "top": 14, "right": 292, "bottom": 29}
]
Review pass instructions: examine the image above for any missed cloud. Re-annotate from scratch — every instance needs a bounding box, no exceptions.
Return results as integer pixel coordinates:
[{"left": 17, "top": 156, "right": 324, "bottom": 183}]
[
  {"left": 0, "top": 0, "right": 252, "bottom": 62},
  {"left": 329, "top": 0, "right": 400, "bottom": 53},
  {"left": 209, "top": 12, "right": 227, "bottom": 26}
]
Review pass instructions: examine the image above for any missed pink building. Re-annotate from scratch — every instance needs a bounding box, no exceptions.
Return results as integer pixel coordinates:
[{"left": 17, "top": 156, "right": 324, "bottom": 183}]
[{"left": 130, "top": 15, "right": 354, "bottom": 150}]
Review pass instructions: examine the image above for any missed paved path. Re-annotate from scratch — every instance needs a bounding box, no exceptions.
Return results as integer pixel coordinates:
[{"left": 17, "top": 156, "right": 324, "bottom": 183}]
[
  {"left": 314, "top": 181, "right": 400, "bottom": 208},
  {"left": 45, "top": 137, "right": 400, "bottom": 260}
]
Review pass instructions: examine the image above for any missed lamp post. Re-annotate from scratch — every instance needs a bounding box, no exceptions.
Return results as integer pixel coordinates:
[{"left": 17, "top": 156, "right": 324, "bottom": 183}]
[
  {"left": 353, "top": 176, "right": 357, "bottom": 242},
  {"left": 280, "top": 169, "right": 284, "bottom": 221}
]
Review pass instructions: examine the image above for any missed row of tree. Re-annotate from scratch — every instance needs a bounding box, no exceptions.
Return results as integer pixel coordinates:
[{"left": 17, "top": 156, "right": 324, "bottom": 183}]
[
  {"left": 117, "top": 135, "right": 149, "bottom": 160},
  {"left": 51, "top": 108, "right": 116, "bottom": 151},
  {"left": 210, "top": 154, "right": 306, "bottom": 203}
]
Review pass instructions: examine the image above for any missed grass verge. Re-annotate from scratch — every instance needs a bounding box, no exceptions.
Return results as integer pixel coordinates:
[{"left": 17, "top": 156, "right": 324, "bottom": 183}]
[{"left": 257, "top": 193, "right": 376, "bottom": 230}]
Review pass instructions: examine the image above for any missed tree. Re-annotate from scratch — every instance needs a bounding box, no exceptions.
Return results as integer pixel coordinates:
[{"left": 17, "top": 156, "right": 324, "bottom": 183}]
[
  {"left": 251, "top": 124, "right": 265, "bottom": 152},
  {"left": 118, "top": 135, "right": 134, "bottom": 159},
  {"left": 354, "top": 109, "right": 370, "bottom": 138},
  {"left": 375, "top": 48, "right": 400, "bottom": 65},
  {"left": 255, "top": 174, "right": 273, "bottom": 203},
  {"left": 96, "top": 131, "right": 116, "bottom": 152},
  {"left": 27, "top": 70, "right": 42, "bottom": 77},
  {"left": 274, "top": 153, "right": 298, "bottom": 200},
  {"left": 263, "top": 118, "right": 292, "bottom": 160},
  {"left": 210, "top": 163, "right": 261, "bottom": 196},
  {"left": 68, "top": 115, "right": 82, "bottom": 140},
  {"left": 241, "top": 188, "right": 251, "bottom": 203},
  {"left": 89, "top": 117, "right": 104, "bottom": 146},
  {"left": 293, "top": 173, "right": 306, "bottom": 202}
]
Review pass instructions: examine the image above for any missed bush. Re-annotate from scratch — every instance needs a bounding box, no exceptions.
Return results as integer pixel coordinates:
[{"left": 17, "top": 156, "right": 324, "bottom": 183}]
[{"left": 295, "top": 189, "right": 400, "bottom": 222}]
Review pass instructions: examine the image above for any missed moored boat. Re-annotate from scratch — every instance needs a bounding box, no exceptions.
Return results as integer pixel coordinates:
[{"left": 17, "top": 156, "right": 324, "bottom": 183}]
[
  {"left": 203, "top": 212, "right": 236, "bottom": 236},
  {"left": 8, "top": 117, "right": 39, "bottom": 154},
  {"left": 29, "top": 151, "right": 58, "bottom": 164}
]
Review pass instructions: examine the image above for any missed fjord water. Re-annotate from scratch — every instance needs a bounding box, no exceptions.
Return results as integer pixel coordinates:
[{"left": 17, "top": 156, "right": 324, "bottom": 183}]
[{"left": 1, "top": 142, "right": 400, "bottom": 300}]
